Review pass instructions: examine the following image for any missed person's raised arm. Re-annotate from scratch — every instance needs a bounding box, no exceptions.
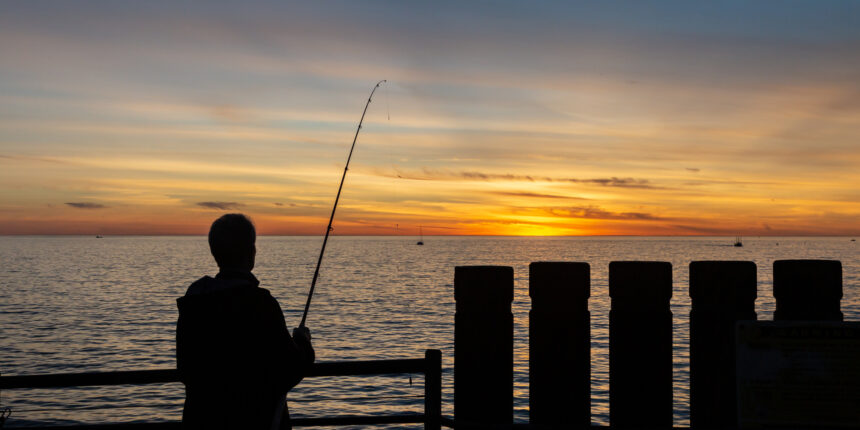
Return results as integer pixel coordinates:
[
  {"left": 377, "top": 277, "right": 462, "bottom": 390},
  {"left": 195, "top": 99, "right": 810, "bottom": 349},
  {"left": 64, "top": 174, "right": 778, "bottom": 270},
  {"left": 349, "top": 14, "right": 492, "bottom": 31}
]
[{"left": 260, "top": 291, "right": 314, "bottom": 393}]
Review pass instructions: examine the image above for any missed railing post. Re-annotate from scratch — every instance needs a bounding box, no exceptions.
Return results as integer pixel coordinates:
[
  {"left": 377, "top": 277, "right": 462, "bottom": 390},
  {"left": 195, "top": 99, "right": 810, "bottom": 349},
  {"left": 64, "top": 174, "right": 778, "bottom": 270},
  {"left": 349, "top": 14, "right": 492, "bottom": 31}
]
[
  {"left": 424, "top": 349, "right": 442, "bottom": 430},
  {"left": 609, "top": 261, "right": 673, "bottom": 429},
  {"left": 529, "top": 262, "right": 590, "bottom": 427},
  {"left": 454, "top": 266, "right": 514, "bottom": 428},
  {"left": 689, "top": 261, "right": 757, "bottom": 429},
  {"left": 774, "top": 260, "right": 842, "bottom": 321}
]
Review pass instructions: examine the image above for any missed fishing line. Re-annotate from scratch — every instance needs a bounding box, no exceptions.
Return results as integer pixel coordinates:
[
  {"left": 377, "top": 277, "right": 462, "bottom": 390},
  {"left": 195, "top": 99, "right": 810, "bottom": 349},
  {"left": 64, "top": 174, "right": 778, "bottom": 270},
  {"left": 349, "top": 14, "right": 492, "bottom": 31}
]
[{"left": 299, "top": 80, "right": 387, "bottom": 328}]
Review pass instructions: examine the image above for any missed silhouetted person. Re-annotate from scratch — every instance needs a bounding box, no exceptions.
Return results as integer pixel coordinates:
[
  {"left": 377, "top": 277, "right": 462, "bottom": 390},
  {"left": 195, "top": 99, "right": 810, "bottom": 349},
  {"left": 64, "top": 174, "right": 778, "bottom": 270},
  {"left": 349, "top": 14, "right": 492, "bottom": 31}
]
[{"left": 177, "top": 214, "right": 314, "bottom": 430}]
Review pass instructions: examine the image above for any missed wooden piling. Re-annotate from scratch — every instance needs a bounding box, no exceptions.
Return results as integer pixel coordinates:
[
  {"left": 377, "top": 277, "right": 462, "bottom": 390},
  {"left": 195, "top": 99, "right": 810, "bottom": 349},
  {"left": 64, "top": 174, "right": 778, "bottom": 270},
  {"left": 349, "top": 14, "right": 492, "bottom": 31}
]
[
  {"left": 454, "top": 265, "right": 514, "bottom": 428},
  {"left": 774, "top": 260, "right": 842, "bottom": 321},
  {"left": 424, "top": 349, "right": 442, "bottom": 430},
  {"left": 689, "top": 261, "right": 757, "bottom": 429},
  {"left": 609, "top": 261, "right": 673, "bottom": 429},
  {"left": 529, "top": 262, "right": 590, "bottom": 427}
]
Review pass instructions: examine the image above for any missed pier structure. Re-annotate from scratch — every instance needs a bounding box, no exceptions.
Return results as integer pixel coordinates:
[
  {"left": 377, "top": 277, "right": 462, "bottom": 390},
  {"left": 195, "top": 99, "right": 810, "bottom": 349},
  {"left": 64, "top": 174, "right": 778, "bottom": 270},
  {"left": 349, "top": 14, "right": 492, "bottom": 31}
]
[
  {"left": 528, "top": 262, "right": 590, "bottom": 428},
  {"left": 454, "top": 259, "right": 847, "bottom": 429},
  {"left": 688, "top": 261, "right": 756, "bottom": 429}
]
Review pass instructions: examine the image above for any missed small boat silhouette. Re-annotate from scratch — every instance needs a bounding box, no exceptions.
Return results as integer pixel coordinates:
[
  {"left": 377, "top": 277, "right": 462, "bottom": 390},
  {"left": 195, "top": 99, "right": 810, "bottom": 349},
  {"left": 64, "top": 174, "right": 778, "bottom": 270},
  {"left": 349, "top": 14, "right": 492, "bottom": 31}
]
[
  {"left": 734, "top": 236, "right": 743, "bottom": 247},
  {"left": 417, "top": 226, "right": 424, "bottom": 246}
]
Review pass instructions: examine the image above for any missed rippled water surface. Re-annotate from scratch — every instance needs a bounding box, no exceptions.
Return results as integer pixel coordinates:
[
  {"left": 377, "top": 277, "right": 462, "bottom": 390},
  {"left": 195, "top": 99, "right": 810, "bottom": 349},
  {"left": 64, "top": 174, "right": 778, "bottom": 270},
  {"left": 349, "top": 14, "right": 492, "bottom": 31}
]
[{"left": 1, "top": 236, "right": 858, "bottom": 427}]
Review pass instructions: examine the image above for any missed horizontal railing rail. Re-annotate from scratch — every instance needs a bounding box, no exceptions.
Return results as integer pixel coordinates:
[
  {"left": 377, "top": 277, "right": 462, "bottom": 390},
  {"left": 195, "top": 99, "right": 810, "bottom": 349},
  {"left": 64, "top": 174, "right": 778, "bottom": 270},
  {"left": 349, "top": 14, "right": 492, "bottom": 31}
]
[
  {"left": 1, "top": 358, "right": 429, "bottom": 390},
  {"left": 0, "top": 350, "right": 444, "bottom": 429}
]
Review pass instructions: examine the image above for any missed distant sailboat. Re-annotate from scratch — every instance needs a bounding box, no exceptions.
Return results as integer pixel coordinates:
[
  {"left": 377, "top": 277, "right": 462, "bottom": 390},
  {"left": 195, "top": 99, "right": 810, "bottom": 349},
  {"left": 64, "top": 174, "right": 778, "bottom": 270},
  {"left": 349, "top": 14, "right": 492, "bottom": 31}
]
[
  {"left": 417, "top": 226, "right": 424, "bottom": 246},
  {"left": 734, "top": 236, "right": 743, "bottom": 247}
]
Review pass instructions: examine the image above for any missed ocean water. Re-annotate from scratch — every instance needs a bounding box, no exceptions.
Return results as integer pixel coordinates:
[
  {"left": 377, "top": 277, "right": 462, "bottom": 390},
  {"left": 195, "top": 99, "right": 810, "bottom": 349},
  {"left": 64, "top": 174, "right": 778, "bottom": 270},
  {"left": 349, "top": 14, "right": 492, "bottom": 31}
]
[{"left": 1, "top": 236, "right": 858, "bottom": 428}]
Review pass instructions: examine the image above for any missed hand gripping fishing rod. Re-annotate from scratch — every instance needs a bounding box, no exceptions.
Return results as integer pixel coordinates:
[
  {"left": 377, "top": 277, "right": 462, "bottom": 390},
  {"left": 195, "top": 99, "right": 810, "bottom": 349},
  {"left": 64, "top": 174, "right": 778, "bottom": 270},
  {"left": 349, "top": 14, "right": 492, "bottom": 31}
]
[{"left": 299, "top": 80, "right": 386, "bottom": 328}]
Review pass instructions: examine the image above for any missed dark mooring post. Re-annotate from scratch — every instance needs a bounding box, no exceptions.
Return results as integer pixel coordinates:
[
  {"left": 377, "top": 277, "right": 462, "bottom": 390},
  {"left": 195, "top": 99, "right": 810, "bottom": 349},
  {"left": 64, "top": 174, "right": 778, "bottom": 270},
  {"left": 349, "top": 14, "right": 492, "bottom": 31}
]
[
  {"left": 455, "top": 266, "right": 514, "bottom": 428},
  {"left": 609, "top": 261, "right": 673, "bottom": 429},
  {"left": 689, "top": 261, "right": 757, "bottom": 429},
  {"left": 529, "top": 262, "right": 591, "bottom": 427},
  {"left": 774, "top": 260, "right": 842, "bottom": 321}
]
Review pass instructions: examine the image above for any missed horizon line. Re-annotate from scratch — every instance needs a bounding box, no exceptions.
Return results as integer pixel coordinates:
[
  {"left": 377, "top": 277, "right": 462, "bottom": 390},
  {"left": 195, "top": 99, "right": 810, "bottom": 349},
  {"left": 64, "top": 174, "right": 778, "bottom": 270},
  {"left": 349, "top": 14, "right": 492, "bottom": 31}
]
[{"left": 1, "top": 234, "right": 856, "bottom": 238}]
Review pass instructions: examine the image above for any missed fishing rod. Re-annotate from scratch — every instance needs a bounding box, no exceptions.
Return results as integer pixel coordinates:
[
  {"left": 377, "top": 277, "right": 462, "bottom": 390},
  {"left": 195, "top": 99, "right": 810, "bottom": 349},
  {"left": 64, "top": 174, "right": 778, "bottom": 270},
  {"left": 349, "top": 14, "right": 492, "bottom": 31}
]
[{"left": 299, "top": 80, "right": 386, "bottom": 328}]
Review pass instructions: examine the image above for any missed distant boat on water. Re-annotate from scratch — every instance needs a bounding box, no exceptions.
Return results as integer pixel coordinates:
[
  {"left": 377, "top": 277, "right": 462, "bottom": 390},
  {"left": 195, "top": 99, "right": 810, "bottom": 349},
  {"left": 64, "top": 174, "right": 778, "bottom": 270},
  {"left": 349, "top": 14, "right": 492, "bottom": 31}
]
[
  {"left": 96, "top": 235, "right": 103, "bottom": 238},
  {"left": 734, "top": 236, "right": 743, "bottom": 247},
  {"left": 417, "top": 226, "right": 424, "bottom": 246}
]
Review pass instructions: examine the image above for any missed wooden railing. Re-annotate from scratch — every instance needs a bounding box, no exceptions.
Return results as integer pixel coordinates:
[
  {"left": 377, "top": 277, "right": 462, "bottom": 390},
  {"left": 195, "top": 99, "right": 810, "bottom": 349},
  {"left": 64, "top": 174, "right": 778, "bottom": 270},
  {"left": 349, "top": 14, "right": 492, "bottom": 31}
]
[{"left": 0, "top": 349, "right": 446, "bottom": 429}]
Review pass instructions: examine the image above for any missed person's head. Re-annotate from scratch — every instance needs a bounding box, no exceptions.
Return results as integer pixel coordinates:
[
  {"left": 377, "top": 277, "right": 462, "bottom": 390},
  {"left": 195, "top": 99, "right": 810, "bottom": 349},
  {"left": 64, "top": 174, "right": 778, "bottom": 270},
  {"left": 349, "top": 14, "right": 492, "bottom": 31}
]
[{"left": 208, "top": 213, "right": 256, "bottom": 271}]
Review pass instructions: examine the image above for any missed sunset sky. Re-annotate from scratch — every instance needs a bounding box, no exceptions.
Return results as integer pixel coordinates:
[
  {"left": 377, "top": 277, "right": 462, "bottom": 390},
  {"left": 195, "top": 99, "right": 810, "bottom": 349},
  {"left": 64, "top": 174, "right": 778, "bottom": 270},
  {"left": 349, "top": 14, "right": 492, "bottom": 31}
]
[{"left": 1, "top": 1, "right": 858, "bottom": 236}]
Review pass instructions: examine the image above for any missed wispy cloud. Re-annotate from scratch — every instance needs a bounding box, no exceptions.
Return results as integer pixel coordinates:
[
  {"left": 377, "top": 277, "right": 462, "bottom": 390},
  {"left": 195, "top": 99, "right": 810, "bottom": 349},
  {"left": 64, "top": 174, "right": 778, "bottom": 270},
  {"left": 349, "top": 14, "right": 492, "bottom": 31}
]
[
  {"left": 671, "top": 224, "right": 738, "bottom": 235},
  {"left": 545, "top": 206, "right": 664, "bottom": 221},
  {"left": 573, "top": 178, "right": 656, "bottom": 189},
  {"left": 380, "top": 168, "right": 661, "bottom": 189},
  {"left": 2, "top": 154, "right": 69, "bottom": 164},
  {"left": 65, "top": 202, "right": 108, "bottom": 209},
  {"left": 196, "top": 201, "right": 244, "bottom": 210},
  {"left": 492, "top": 191, "right": 589, "bottom": 200}
]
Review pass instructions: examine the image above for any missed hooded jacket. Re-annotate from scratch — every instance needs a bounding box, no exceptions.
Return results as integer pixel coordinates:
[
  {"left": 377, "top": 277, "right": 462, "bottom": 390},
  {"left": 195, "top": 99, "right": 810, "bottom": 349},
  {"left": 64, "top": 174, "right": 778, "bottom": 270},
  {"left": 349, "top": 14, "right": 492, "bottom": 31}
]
[{"left": 176, "top": 270, "right": 314, "bottom": 430}]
